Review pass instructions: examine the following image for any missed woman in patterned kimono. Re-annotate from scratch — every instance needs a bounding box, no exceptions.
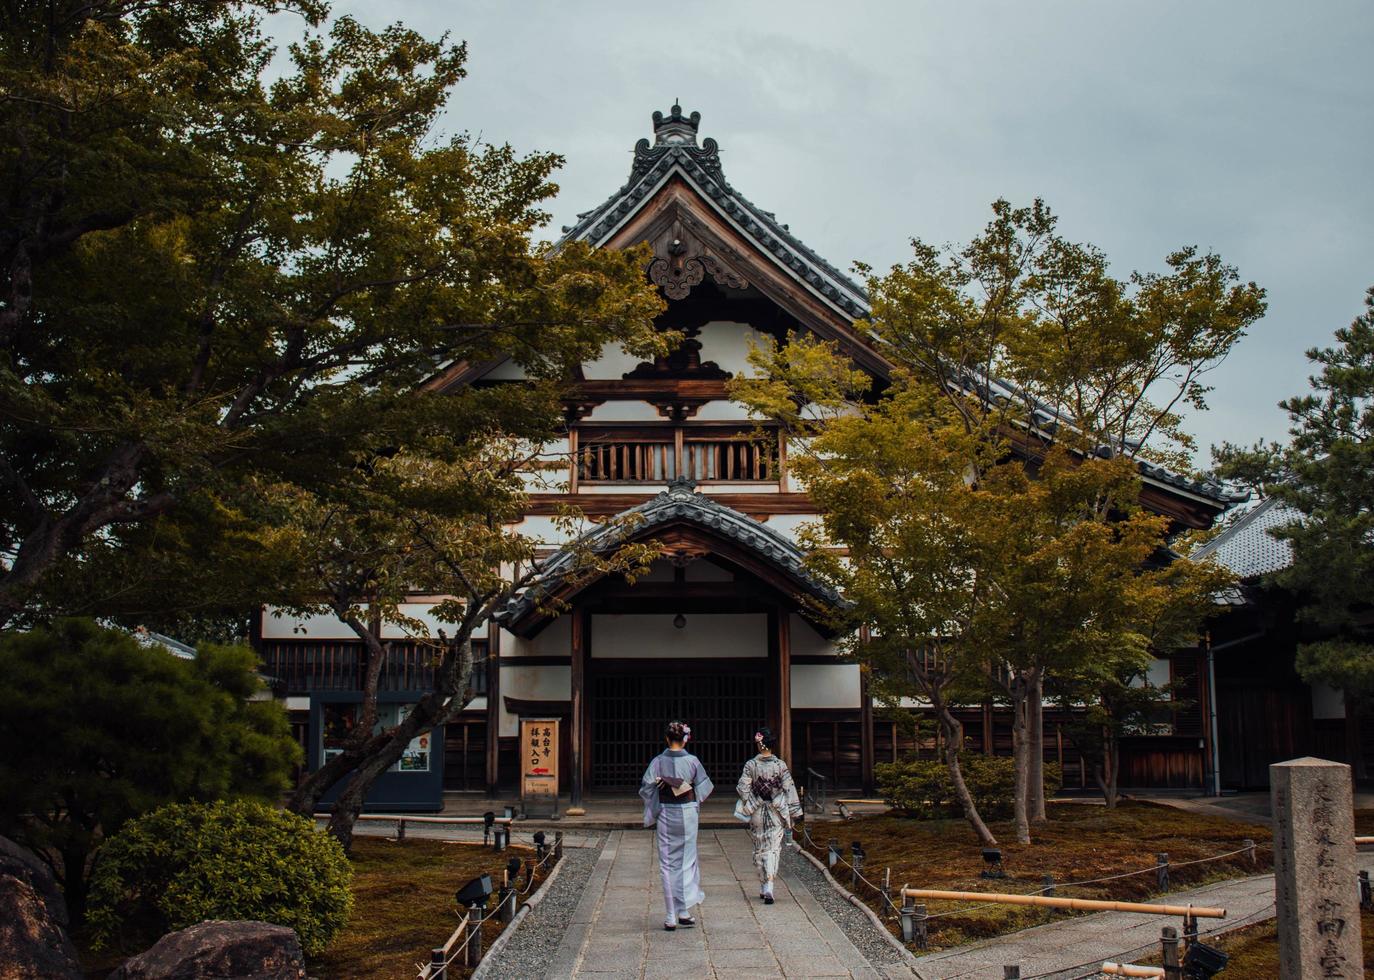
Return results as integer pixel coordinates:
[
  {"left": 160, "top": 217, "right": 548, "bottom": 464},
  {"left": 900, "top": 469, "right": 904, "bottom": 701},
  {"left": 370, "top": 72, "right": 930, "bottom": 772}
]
[
  {"left": 735, "top": 726, "right": 802, "bottom": 904},
  {"left": 640, "top": 720, "right": 714, "bottom": 931}
]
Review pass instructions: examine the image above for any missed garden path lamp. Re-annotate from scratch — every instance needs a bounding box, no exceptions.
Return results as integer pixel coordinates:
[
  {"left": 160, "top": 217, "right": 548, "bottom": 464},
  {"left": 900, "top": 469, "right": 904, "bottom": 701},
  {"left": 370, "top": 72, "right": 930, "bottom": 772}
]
[
  {"left": 455, "top": 873, "right": 493, "bottom": 912},
  {"left": 493, "top": 824, "right": 509, "bottom": 852},
  {"left": 980, "top": 848, "right": 1005, "bottom": 879},
  {"left": 483, "top": 810, "right": 495, "bottom": 845},
  {"left": 534, "top": 830, "right": 548, "bottom": 862},
  {"left": 1182, "top": 941, "right": 1229, "bottom": 979}
]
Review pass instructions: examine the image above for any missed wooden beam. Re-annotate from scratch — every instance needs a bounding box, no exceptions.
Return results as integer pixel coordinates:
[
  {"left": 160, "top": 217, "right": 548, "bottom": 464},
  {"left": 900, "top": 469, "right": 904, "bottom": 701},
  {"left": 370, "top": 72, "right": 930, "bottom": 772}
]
[
  {"left": 860, "top": 660, "right": 875, "bottom": 794},
  {"left": 569, "top": 608, "right": 585, "bottom": 807},
  {"left": 767, "top": 608, "right": 782, "bottom": 753},
  {"left": 777, "top": 608, "right": 793, "bottom": 765},
  {"left": 524, "top": 491, "right": 816, "bottom": 517},
  {"left": 485, "top": 628, "right": 501, "bottom": 796}
]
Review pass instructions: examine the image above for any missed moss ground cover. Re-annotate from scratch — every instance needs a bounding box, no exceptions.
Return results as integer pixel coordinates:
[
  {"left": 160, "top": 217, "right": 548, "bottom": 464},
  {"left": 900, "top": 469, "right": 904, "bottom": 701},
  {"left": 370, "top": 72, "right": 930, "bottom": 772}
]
[
  {"left": 310, "top": 836, "right": 551, "bottom": 979},
  {"left": 801, "top": 801, "right": 1272, "bottom": 951}
]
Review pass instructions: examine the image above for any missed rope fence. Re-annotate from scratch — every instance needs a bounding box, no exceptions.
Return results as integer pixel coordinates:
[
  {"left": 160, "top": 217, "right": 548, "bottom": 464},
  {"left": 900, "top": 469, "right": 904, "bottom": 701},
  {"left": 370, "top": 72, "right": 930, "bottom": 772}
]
[
  {"left": 797, "top": 820, "right": 1269, "bottom": 945},
  {"left": 414, "top": 827, "right": 565, "bottom": 979}
]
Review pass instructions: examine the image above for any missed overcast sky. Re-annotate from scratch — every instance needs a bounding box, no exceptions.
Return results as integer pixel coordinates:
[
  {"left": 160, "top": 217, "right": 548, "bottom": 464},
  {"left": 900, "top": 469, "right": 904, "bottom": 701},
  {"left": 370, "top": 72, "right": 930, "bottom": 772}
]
[{"left": 288, "top": 1, "right": 1372, "bottom": 466}]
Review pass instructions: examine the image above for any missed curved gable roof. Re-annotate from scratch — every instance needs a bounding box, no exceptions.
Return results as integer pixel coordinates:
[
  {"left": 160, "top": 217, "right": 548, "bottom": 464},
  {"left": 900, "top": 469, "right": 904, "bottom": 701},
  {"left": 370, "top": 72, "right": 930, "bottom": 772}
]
[
  {"left": 560, "top": 104, "right": 869, "bottom": 325},
  {"left": 494, "top": 477, "right": 843, "bottom": 636},
  {"left": 557, "top": 105, "right": 1244, "bottom": 514}
]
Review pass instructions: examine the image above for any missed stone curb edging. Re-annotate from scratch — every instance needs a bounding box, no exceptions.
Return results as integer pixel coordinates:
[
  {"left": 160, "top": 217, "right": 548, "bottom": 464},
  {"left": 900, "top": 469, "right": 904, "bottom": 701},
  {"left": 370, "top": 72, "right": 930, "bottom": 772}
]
[
  {"left": 470, "top": 853, "right": 569, "bottom": 980},
  {"left": 794, "top": 843, "right": 926, "bottom": 975}
]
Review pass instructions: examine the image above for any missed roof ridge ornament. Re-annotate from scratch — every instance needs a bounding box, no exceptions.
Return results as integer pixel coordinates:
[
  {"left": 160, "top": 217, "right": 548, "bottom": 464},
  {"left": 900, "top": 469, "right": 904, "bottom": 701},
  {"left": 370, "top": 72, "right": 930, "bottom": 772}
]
[
  {"left": 652, "top": 102, "right": 700, "bottom": 145},
  {"left": 666, "top": 475, "right": 698, "bottom": 497},
  {"left": 630, "top": 105, "right": 723, "bottom": 183}
]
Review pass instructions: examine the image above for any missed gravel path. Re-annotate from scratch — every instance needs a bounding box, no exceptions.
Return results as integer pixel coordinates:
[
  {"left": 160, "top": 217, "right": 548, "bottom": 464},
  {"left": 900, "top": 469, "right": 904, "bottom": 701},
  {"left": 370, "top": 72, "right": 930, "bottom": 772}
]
[
  {"left": 780, "top": 845, "right": 907, "bottom": 970},
  {"left": 477, "top": 833, "right": 607, "bottom": 980}
]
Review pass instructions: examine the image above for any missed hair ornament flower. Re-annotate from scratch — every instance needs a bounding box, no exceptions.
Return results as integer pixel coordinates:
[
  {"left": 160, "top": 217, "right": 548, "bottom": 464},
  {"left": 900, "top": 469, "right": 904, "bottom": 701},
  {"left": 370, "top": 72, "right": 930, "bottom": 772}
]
[{"left": 682, "top": 724, "right": 691, "bottom": 742}]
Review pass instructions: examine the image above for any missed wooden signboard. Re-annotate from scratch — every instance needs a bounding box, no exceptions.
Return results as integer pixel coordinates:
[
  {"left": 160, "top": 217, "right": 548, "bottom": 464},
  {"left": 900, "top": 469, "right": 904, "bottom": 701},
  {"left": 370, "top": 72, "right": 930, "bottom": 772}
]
[{"left": 520, "top": 717, "right": 560, "bottom": 818}]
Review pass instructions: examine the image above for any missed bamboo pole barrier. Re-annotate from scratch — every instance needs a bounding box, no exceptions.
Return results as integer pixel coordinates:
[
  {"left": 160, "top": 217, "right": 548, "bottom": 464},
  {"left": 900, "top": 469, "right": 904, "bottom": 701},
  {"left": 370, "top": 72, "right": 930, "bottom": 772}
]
[
  {"left": 1102, "top": 963, "right": 1165, "bottom": 978},
  {"left": 315, "top": 814, "right": 513, "bottom": 825},
  {"left": 899, "top": 888, "right": 1226, "bottom": 918},
  {"left": 835, "top": 799, "right": 887, "bottom": 805},
  {"left": 1355, "top": 836, "right": 1374, "bottom": 845}
]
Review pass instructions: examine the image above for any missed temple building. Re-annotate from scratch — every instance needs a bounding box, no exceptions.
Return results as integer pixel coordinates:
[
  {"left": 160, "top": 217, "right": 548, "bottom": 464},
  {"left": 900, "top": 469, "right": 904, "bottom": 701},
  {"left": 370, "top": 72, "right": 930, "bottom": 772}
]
[{"left": 256, "top": 106, "right": 1259, "bottom": 810}]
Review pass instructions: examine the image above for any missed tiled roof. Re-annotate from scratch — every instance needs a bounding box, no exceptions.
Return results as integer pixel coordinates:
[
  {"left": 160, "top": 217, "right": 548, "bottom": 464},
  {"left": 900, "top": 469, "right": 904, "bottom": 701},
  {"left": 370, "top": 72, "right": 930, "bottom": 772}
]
[
  {"left": 558, "top": 103, "right": 869, "bottom": 321},
  {"left": 494, "top": 477, "right": 843, "bottom": 628},
  {"left": 1193, "top": 497, "right": 1297, "bottom": 579},
  {"left": 561, "top": 105, "right": 1247, "bottom": 509}
]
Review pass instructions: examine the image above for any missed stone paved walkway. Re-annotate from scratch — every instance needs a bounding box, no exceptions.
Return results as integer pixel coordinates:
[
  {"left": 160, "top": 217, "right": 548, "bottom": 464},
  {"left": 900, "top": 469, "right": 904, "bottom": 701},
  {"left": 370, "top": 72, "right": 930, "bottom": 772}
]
[{"left": 547, "top": 829, "right": 892, "bottom": 979}]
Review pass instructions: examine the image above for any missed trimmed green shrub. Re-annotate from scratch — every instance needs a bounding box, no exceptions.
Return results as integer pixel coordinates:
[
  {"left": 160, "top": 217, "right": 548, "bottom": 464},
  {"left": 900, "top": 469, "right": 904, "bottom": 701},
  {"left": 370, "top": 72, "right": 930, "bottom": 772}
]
[
  {"left": 876, "top": 754, "right": 1062, "bottom": 820},
  {"left": 86, "top": 800, "right": 352, "bottom": 956}
]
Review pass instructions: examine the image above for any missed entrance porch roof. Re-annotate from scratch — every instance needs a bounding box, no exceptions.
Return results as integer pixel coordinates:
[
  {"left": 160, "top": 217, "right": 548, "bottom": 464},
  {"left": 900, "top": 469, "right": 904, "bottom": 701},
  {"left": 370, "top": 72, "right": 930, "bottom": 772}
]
[{"left": 494, "top": 477, "right": 844, "bottom": 637}]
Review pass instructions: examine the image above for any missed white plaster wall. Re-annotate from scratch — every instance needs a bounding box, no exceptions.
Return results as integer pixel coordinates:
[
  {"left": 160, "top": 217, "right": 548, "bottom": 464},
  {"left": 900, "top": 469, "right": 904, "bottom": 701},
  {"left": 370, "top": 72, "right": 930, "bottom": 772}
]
[
  {"left": 519, "top": 437, "right": 571, "bottom": 493},
  {"left": 790, "top": 615, "right": 837, "bottom": 658},
  {"left": 590, "top": 613, "right": 766, "bottom": 659},
  {"left": 499, "top": 666, "right": 571, "bottom": 735},
  {"left": 262, "top": 607, "right": 361, "bottom": 640},
  {"left": 380, "top": 601, "right": 463, "bottom": 639},
  {"left": 581, "top": 400, "right": 663, "bottom": 423},
  {"left": 697, "top": 322, "right": 768, "bottom": 377},
  {"left": 692, "top": 400, "right": 759, "bottom": 422},
  {"left": 791, "top": 663, "right": 862, "bottom": 708},
  {"left": 264, "top": 600, "right": 488, "bottom": 640},
  {"left": 699, "top": 483, "right": 776, "bottom": 494},
  {"left": 765, "top": 514, "right": 820, "bottom": 543},
  {"left": 580, "top": 483, "right": 665, "bottom": 494},
  {"left": 497, "top": 619, "right": 572, "bottom": 660},
  {"left": 513, "top": 516, "right": 577, "bottom": 546},
  {"left": 1312, "top": 682, "right": 1347, "bottom": 720},
  {"left": 582, "top": 340, "right": 647, "bottom": 380}
]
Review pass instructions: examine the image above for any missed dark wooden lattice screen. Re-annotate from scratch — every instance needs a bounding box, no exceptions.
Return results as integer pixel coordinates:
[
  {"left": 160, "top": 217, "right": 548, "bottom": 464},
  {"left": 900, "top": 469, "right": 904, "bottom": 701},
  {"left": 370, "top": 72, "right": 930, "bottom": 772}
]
[{"left": 590, "top": 670, "right": 765, "bottom": 791}]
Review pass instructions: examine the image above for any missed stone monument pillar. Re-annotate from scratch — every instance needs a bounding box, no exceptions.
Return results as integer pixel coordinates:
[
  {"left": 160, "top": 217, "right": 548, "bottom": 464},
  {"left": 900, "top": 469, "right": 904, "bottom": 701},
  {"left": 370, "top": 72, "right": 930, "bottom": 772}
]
[{"left": 1270, "top": 757, "right": 1362, "bottom": 979}]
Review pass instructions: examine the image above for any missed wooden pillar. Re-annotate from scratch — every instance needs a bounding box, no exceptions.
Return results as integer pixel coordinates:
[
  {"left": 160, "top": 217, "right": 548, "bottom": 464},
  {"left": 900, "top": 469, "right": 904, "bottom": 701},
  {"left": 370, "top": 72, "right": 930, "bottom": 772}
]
[
  {"left": 860, "top": 663, "right": 875, "bottom": 794},
  {"left": 485, "top": 627, "right": 501, "bottom": 796},
  {"left": 767, "top": 608, "right": 793, "bottom": 765},
  {"left": 778, "top": 610, "right": 792, "bottom": 765},
  {"left": 982, "top": 701, "right": 994, "bottom": 755},
  {"left": 570, "top": 608, "right": 585, "bottom": 807}
]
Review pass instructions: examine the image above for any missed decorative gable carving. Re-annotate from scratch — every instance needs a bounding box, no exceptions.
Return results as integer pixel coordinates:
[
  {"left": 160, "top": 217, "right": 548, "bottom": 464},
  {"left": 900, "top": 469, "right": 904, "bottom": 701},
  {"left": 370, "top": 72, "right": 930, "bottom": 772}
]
[{"left": 647, "top": 219, "right": 749, "bottom": 301}]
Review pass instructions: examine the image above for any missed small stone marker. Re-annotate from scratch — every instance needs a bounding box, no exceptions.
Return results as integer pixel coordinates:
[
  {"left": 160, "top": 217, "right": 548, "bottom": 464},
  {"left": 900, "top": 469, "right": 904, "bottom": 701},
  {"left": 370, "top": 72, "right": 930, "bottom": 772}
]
[{"left": 1270, "top": 757, "right": 1362, "bottom": 979}]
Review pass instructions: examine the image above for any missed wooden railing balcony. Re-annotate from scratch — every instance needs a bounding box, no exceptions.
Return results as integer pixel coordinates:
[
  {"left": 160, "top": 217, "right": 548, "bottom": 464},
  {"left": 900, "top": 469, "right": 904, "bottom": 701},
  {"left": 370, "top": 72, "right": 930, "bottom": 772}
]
[{"left": 577, "top": 436, "right": 778, "bottom": 484}]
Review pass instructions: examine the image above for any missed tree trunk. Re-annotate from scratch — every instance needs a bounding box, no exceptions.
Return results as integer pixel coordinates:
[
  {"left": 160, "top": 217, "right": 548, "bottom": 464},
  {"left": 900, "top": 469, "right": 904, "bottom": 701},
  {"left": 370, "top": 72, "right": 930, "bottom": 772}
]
[
  {"left": 934, "top": 700, "right": 997, "bottom": 847},
  {"left": 1010, "top": 679, "right": 1031, "bottom": 845},
  {"left": 284, "top": 626, "right": 390, "bottom": 819},
  {"left": 285, "top": 729, "right": 390, "bottom": 817},
  {"left": 325, "top": 638, "right": 475, "bottom": 852},
  {"left": 1105, "top": 731, "right": 1120, "bottom": 808},
  {"left": 1029, "top": 671, "right": 1047, "bottom": 824}
]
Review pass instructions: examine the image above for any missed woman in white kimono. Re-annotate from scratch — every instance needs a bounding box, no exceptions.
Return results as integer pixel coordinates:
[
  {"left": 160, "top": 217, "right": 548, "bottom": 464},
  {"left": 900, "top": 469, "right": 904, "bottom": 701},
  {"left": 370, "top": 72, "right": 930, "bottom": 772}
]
[
  {"left": 640, "top": 720, "right": 714, "bottom": 931},
  {"left": 735, "top": 726, "right": 802, "bottom": 904}
]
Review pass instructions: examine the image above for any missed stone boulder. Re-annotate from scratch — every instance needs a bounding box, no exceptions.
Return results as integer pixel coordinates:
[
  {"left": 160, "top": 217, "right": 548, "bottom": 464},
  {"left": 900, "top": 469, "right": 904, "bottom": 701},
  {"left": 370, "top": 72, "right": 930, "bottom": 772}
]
[
  {"left": 0, "top": 835, "right": 81, "bottom": 979},
  {"left": 110, "top": 920, "right": 307, "bottom": 980}
]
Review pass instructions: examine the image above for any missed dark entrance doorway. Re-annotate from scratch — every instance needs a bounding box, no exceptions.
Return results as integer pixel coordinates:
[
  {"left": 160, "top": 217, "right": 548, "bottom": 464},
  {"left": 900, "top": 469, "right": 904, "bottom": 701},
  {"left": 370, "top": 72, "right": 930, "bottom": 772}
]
[{"left": 589, "top": 664, "right": 765, "bottom": 791}]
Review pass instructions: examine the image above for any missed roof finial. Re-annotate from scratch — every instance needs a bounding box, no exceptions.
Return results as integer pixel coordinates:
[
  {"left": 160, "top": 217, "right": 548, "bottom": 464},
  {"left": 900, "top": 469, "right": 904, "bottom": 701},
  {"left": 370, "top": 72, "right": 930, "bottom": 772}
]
[{"left": 651, "top": 102, "right": 700, "bottom": 146}]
